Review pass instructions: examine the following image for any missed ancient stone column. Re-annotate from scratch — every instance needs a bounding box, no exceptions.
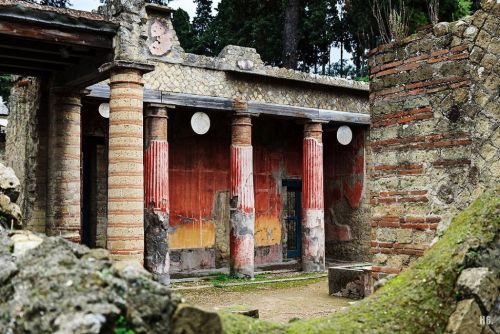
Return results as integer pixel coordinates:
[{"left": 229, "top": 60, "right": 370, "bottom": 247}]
[
  {"left": 230, "top": 114, "right": 255, "bottom": 278},
  {"left": 107, "top": 67, "right": 147, "bottom": 263},
  {"left": 144, "top": 104, "right": 170, "bottom": 284},
  {"left": 302, "top": 122, "right": 325, "bottom": 272},
  {"left": 46, "top": 89, "right": 85, "bottom": 242}
]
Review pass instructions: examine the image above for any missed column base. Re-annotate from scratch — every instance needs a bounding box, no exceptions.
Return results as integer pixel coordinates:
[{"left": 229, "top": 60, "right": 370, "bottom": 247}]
[
  {"left": 302, "top": 208, "right": 326, "bottom": 273},
  {"left": 230, "top": 210, "right": 255, "bottom": 278}
]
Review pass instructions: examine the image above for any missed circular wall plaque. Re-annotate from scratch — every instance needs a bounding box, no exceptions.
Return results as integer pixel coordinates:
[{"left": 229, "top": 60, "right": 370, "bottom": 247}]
[
  {"left": 98, "top": 103, "right": 110, "bottom": 119},
  {"left": 191, "top": 112, "right": 210, "bottom": 135},
  {"left": 337, "top": 125, "right": 353, "bottom": 145}
]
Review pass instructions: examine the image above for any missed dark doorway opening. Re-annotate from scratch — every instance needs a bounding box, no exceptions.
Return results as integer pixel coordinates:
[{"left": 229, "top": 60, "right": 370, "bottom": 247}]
[
  {"left": 283, "top": 179, "right": 302, "bottom": 259},
  {"left": 82, "top": 136, "right": 106, "bottom": 248}
]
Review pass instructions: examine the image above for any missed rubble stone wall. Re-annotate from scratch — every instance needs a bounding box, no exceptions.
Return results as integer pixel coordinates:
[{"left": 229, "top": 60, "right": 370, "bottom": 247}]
[
  {"left": 368, "top": 0, "right": 499, "bottom": 278},
  {"left": 5, "top": 78, "right": 47, "bottom": 233}
]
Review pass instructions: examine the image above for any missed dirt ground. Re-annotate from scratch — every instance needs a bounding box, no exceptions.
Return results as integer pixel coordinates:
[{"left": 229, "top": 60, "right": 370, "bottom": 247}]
[{"left": 177, "top": 277, "right": 352, "bottom": 323}]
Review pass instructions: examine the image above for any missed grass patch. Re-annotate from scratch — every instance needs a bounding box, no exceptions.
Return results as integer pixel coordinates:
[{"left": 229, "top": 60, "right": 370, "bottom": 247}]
[
  {"left": 220, "top": 277, "right": 326, "bottom": 292},
  {"left": 210, "top": 273, "right": 268, "bottom": 287}
]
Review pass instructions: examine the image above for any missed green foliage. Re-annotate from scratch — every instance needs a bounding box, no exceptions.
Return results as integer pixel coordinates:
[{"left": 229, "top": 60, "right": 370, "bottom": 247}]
[
  {"left": 0, "top": 74, "right": 11, "bottom": 104},
  {"left": 210, "top": 0, "right": 284, "bottom": 65},
  {"left": 191, "top": 0, "right": 217, "bottom": 55},
  {"left": 172, "top": 8, "right": 197, "bottom": 53},
  {"left": 114, "top": 315, "right": 135, "bottom": 334},
  {"left": 354, "top": 76, "right": 369, "bottom": 82}
]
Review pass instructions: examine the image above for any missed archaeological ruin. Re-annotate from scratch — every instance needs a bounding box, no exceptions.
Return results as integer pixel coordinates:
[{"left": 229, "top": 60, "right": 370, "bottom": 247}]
[{"left": 0, "top": 0, "right": 498, "bottom": 332}]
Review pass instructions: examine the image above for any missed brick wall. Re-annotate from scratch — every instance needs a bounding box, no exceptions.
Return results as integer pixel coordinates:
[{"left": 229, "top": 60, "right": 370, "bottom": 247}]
[{"left": 368, "top": 0, "right": 499, "bottom": 278}]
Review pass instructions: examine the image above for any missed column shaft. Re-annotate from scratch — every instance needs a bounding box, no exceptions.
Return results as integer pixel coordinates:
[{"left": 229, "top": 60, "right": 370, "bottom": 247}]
[
  {"left": 230, "top": 114, "right": 255, "bottom": 278},
  {"left": 107, "top": 68, "right": 145, "bottom": 262},
  {"left": 144, "top": 105, "right": 170, "bottom": 284},
  {"left": 46, "top": 91, "right": 82, "bottom": 242},
  {"left": 302, "top": 122, "right": 325, "bottom": 272}
]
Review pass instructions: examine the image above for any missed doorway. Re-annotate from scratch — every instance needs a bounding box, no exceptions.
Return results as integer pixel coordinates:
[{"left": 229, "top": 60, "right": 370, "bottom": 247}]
[
  {"left": 283, "top": 179, "right": 302, "bottom": 259},
  {"left": 82, "top": 136, "right": 107, "bottom": 248}
]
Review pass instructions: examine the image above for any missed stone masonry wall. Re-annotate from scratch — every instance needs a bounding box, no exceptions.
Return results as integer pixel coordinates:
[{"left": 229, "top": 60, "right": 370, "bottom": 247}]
[
  {"left": 368, "top": 0, "right": 499, "bottom": 278},
  {"left": 5, "top": 77, "right": 47, "bottom": 233}
]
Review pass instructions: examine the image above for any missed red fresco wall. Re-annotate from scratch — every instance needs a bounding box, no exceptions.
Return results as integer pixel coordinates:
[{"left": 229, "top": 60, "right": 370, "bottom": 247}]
[
  {"left": 169, "top": 110, "right": 230, "bottom": 252},
  {"left": 168, "top": 111, "right": 303, "bottom": 268},
  {"left": 253, "top": 117, "right": 302, "bottom": 264},
  {"left": 324, "top": 126, "right": 370, "bottom": 261}
]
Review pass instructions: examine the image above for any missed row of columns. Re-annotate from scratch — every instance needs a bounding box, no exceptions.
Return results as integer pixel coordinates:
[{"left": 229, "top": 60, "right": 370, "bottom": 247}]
[{"left": 46, "top": 66, "right": 326, "bottom": 278}]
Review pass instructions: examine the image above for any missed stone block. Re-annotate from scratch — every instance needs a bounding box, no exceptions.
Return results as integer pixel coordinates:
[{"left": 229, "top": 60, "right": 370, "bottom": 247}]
[
  {"left": 446, "top": 299, "right": 483, "bottom": 334},
  {"left": 328, "top": 263, "right": 372, "bottom": 299},
  {"left": 457, "top": 267, "right": 498, "bottom": 312}
]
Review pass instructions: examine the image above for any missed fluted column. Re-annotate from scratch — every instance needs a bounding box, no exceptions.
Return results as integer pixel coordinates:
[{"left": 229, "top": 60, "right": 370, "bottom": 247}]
[
  {"left": 230, "top": 114, "right": 255, "bottom": 278},
  {"left": 46, "top": 89, "right": 85, "bottom": 242},
  {"left": 107, "top": 67, "right": 146, "bottom": 262},
  {"left": 302, "top": 122, "right": 325, "bottom": 272},
  {"left": 144, "top": 104, "right": 170, "bottom": 284}
]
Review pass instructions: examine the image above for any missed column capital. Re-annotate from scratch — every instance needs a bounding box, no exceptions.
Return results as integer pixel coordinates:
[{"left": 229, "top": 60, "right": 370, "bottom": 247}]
[
  {"left": 145, "top": 104, "right": 173, "bottom": 119},
  {"left": 231, "top": 113, "right": 252, "bottom": 146},
  {"left": 99, "top": 60, "right": 155, "bottom": 75},
  {"left": 304, "top": 122, "right": 323, "bottom": 142},
  {"left": 232, "top": 97, "right": 248, "bottom": 113}
]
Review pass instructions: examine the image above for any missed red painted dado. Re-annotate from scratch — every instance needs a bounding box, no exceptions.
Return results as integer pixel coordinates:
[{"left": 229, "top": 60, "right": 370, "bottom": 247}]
[{"left": 144, "top": 140, "right": 169, "bottom": 212}]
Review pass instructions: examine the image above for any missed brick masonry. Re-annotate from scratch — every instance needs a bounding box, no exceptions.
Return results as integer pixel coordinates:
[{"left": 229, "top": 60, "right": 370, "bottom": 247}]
[
  {"left": 46, "top": 90, "right": 83, "bottom": 242},
  {"left": 107, "top": 68, "right": 146, "bottom": 262},
  {"left": 368, "top": 0, "right": 499, "bottom": 278}
]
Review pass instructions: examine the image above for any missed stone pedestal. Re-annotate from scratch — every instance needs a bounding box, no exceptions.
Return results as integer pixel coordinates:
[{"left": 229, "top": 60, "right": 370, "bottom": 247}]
[
  {"left": 46, "top": 90, "right": 85, "bottom": 242},
  {"left": 144, "top": 104, "right": 170, "bottom": 284},
  {"left": 229, "top": 114, "right": 255, "bottom": 278},
  {"left": 302, "top": 122, "right": 325, "bottom": 272}
]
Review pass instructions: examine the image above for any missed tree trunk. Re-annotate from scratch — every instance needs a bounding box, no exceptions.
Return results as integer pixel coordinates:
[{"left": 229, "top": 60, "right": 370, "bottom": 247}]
[
  {"left": 340, "top": 41, "right": 344, "bottom": 77},
  {"left": 282, "top": 0, "right": 300, "bottom": 69}
]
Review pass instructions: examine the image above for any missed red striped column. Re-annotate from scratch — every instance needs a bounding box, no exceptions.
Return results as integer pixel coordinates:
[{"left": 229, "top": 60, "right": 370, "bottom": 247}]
[
  {"left": 302, "top": 122, "right": 325, "bottom": 272},
  {"left": 144, "top": 104, "right": 170, "bottom": 284},
  {"left": 107, "top": 68, "right": 146, "bottom": 263},
  {"left": 230, "top": 114, "right": 255, "bottom": 278},
  {"left": 46, "top": 90, "right": 85, "bottom": 242}
]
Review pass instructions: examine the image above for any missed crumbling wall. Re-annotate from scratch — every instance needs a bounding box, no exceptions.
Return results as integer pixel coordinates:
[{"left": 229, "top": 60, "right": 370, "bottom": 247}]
[
  {"left": 368, "top": 0, "right": 499, "bottom": 278},
  {"left": 5, "top": 77, "right": 47, "bottom": 233}
]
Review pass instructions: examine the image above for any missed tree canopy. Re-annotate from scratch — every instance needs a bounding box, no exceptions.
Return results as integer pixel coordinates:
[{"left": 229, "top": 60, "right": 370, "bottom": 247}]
[{"left": 172, "top": 0, "right": 474, "bottom": 79}]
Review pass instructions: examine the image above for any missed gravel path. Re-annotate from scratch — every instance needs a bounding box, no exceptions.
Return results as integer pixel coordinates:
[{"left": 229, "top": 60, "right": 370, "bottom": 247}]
[{"left": 179, "top": 277, "right": 351, "bottom": 323}]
